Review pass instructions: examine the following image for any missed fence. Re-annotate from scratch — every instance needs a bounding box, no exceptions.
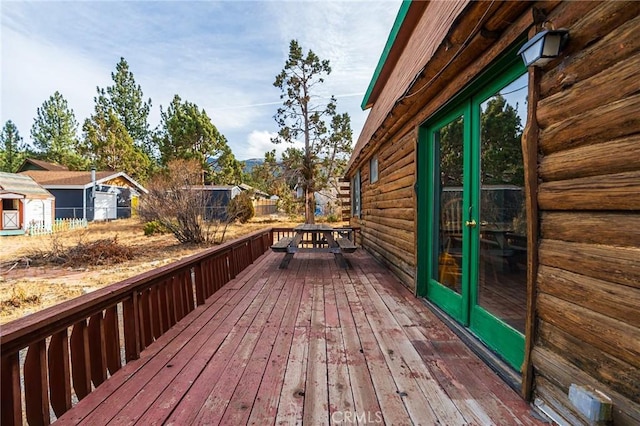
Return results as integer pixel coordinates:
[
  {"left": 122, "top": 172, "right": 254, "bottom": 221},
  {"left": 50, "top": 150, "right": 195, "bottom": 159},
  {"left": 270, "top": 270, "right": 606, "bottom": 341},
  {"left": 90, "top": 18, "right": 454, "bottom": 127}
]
[
  {"left": 0, "top": 228, "right": 273, "bottom": 425},
  {"left": 27, "top": 218, "right": 88, "bottom": 236},
  {"left": 253, "top": 199, "right": 277, "bottom": 216},
  {"left": 54, "top": 207, "right": 135, "bottom": 221}
]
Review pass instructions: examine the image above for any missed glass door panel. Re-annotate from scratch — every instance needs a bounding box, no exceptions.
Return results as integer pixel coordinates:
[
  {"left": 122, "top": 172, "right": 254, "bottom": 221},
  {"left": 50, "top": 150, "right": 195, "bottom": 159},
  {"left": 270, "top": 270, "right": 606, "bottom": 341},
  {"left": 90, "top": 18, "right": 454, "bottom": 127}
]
[
  {"left": 425, "top": 107, "right": 469, "bottom": 324},
  {"left": 476, "top": 73, "right": 528, "bottom": 335},
  {"left": 436, "top": 115, "right": 464, "bottom": 295}
]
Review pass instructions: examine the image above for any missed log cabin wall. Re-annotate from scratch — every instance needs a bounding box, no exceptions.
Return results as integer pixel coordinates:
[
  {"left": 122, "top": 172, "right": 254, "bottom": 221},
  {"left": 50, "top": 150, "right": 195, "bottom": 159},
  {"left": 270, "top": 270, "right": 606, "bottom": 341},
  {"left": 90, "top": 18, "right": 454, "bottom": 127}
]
[
  {"left": 348, "top": 0, "right": 639, "bottom": 424},
  {"left": 358, "top": 130, "right": 417, "bottom": 290},
  {"left": 530, "top": 2, "right": 640, "bottom": 424}
]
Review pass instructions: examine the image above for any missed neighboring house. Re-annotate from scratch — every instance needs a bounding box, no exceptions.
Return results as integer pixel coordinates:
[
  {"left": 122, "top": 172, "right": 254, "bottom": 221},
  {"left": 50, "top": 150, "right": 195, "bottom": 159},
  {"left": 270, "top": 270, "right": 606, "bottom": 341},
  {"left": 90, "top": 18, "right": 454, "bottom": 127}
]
[
  {"left": 346, "top": 2, "right": 639, "bottom": 425},
  {"left": 192, "top": 185, "right": 241, "bottom": 220},
  {"left": 0, "top": 172, "right": 55, "bottom": 236},
  {"left": 19, "top": 168, "right": 147, "bottom": 221},
  {"left": 17, "top": 158, "right": 70, "bottom": 172},
  {"left": 238, "top": 183, "right": 269, "bottom": 199}
]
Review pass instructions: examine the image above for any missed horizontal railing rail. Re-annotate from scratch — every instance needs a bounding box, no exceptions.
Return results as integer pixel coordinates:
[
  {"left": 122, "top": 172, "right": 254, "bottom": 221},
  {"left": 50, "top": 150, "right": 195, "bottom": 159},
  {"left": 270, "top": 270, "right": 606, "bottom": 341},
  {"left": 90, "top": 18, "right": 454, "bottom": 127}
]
[{"left": 0, "top": 228, "right": 274, "bottom": 426}]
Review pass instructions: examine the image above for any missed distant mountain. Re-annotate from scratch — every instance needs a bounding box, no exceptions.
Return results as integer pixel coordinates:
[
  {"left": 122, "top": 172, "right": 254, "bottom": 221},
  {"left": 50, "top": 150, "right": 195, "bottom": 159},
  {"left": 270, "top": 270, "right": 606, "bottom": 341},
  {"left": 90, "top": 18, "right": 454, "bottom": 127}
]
[{"left": 242, "top": 158, "right": 264, "bottom": 174}]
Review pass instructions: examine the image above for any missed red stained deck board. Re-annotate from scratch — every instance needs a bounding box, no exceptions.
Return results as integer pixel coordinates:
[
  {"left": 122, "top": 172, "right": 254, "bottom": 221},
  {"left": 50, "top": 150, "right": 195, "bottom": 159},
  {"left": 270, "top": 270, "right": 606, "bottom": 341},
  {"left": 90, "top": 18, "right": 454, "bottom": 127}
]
[
  {"left": 341, "top": 270, "right": 415, "bottom": 424},
  {"left": 55, "top": 250, "right": 542, "bottom": 426},
  {"left": 347, "top": 267, "right": 443, "bottom": 424},
  {"left": 219, "top": 261, "right": 302, "bottom": 425},
  {"left": 159, "top": 278, "right": 276, "bottom": 425},
  {"left": 245, "top": 260, "right": 307, "bottom": 425}
]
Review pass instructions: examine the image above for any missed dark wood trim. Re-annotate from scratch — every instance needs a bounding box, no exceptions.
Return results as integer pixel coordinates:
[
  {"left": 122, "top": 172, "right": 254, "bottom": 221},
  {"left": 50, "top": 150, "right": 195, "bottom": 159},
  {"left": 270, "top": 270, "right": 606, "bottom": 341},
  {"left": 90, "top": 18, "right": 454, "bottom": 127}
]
[{"left": 521, "top": 62, "right": 541, "bottom": 401}]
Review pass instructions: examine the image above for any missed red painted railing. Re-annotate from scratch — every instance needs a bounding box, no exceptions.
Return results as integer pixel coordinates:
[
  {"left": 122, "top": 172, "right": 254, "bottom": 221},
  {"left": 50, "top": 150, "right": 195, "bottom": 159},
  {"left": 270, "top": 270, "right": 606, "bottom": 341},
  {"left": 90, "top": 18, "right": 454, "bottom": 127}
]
[{"left": 0, "top": 228, "right": 273, "bottom": 425}]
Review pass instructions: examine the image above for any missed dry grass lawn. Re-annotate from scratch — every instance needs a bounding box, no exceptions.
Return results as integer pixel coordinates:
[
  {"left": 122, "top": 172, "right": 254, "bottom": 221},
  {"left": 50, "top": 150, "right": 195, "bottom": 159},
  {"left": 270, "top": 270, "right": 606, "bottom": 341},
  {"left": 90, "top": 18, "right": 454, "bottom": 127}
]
[{"left": 0, "top": 216, "right": 310, "bottom": 324}]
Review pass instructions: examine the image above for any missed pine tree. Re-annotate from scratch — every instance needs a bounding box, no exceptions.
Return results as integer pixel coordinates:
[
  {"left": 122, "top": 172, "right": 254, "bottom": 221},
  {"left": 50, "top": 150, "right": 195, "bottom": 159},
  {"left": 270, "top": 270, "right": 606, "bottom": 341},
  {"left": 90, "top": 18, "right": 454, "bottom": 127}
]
[
  {"left": 30, "top": 91, "right": 87, "bottom": 169},
  {"left": 480, "top": 95, "right": 524, "bottom": 185},
  {"left": 82, "top": 104, "right": 151, "bottom": 181},
  {"left": 273, "top": 40, "right": 353, "bottom": 223},
  {"left": 97, "top": 57, "right": 152, "bottom": 155},
  {"left": 156, "top": 95, "right": 239, "bottom": 184},
  {"left": 0, "top": 120, "right": 27, "bottom": 172}
]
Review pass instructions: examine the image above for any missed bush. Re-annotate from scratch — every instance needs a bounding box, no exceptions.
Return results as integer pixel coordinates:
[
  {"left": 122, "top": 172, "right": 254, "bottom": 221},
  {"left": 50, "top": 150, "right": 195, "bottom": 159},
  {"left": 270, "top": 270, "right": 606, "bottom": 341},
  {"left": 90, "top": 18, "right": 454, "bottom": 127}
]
[
  {"left": 326, "top": 214, "right": 340, "bottom": 223},
  {"left": 227, "top": 191, "right": 255, "bottom": 224},
  {"left": 143, "top": 220, "right": 169, "bottom": 236}
]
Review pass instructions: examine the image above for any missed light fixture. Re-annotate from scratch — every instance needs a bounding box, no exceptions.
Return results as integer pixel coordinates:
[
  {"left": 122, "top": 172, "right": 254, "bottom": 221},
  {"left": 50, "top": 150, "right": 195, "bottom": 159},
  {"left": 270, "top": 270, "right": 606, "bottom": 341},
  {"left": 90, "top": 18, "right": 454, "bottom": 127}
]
[{"left": 517, "top": 28, "right": 569, "bottom": 67}]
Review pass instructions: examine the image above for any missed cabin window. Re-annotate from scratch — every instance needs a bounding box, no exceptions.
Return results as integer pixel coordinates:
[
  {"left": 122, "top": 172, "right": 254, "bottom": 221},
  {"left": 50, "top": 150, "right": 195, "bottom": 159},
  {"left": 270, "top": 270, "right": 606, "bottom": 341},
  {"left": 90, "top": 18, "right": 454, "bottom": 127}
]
[
  {"left": 351, "top": 169, "right": 361, "bottom": 217},
  {"left": 370, "top": 155, "right": 379, "bottom": 183}
]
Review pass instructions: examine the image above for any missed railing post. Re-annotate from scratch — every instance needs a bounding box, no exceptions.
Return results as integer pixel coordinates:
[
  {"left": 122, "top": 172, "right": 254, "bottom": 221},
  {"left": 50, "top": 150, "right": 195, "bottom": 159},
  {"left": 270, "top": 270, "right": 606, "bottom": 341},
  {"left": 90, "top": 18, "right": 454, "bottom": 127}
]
[
  {"left": 88, "top": 313, "right": 107, "bottom": 387},
  {"left": 123, "top": 293, "right": 141, "bottom": 362},
  {"left": 194, "top": 263, "right": 205, "bottom": 306},
  {"left": 48, "top": 329, "right": 72, "bottom": 418},
  {"left": 70, "top": 320, "right": 92, "bottom": 400},
  {"left": 24, "top": 340, "right": 50, "bottom": 425},
  {"left": 1, "top": 353, "right": 22, "bottom": 426},
  {"left": 104, "top": 307, "right": 122, "bottom": 375}
]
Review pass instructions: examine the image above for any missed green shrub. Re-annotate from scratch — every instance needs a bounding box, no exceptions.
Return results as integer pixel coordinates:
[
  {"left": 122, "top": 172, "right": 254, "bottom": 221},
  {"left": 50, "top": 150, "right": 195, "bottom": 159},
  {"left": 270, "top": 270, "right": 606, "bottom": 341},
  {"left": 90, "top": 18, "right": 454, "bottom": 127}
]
[
  {"left": 143, "top": 220, "right": 169, "bottom": 236},
  {"left": 326, "top": 214, "right": 340, "bottom": 223},
  {"left": 227, "top": 192, "right": 255, "bottom": 224}
]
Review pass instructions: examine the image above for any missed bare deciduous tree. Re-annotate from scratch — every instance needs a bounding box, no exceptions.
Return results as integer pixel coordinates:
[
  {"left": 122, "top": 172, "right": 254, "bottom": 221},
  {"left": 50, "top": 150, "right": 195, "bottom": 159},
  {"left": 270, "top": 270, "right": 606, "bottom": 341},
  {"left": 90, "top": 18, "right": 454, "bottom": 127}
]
[{"left": 138, "top": 159, "right": 230, "bottom": 244}]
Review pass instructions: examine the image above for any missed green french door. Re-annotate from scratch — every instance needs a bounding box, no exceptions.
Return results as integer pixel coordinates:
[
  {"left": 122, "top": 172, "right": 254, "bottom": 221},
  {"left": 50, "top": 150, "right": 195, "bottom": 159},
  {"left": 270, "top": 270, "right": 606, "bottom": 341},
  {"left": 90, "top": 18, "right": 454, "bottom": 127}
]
[{"left": 417, "top": 56, "right": 528, "bottom": 370}]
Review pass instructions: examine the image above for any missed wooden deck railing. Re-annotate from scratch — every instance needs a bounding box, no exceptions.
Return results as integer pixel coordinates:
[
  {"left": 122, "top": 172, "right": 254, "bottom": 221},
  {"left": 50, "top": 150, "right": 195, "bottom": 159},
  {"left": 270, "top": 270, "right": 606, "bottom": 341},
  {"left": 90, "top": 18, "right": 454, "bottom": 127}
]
[{"left": 0, "top": 228, "right": 273, "bottom": 426}]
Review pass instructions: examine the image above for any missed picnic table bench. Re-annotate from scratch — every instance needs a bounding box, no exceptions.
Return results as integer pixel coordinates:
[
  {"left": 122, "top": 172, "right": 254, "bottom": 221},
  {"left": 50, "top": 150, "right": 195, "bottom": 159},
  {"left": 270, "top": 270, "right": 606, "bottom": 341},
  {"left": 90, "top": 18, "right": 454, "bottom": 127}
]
[{"left": 271, "top": 224, "right": 357, "bottom": 268}]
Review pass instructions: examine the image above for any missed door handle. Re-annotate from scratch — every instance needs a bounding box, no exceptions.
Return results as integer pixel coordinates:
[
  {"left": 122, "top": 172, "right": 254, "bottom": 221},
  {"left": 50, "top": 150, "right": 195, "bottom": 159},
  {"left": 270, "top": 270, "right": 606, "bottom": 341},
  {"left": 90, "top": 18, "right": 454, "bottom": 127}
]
[{"left": 465, "top": 219, "right": 477, "bottom": 228}]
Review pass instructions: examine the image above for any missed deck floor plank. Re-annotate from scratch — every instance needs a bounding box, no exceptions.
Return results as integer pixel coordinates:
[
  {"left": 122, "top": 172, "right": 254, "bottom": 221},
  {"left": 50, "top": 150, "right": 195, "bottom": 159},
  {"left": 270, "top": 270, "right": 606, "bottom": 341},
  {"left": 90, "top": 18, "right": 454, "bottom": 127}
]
[
  {"left": 333, "top": 268, "right": 389, "bottom": 423},
  {"left": 160, "top": 276, "right": 275, "bottom": 425},
  {"left": 56, "top": 250, "right": 542, "bottom": 426},
  {"left": 245, "top": 258, "right": 306, "bottom": 425},
  {"left": 347, "top": 266, "right": 443, "bottom": 424},
  {"left": 219, "top": 260, "right": 298, "bottom": 426},
  {"left": 356, "top": 266, "right": 473, "bottom": 424},
  {"left": 118, "top": 271, "right": 272, "bottom": 425}
]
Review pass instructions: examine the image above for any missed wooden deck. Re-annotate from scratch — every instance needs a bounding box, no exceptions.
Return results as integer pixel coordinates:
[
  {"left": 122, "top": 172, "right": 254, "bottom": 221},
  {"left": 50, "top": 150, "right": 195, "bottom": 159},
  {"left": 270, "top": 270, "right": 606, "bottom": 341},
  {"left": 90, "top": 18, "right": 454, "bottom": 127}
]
[{"left": 55, "top": 250, "right": 541, "bottom": 425}]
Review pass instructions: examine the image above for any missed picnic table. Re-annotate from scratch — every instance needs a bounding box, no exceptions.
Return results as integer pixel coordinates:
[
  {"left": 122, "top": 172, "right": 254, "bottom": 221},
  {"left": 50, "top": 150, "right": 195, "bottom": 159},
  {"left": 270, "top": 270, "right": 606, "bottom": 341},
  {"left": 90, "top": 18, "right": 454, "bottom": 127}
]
[{"left": 271, "top": 224, "right": 357, "bottom": 269}]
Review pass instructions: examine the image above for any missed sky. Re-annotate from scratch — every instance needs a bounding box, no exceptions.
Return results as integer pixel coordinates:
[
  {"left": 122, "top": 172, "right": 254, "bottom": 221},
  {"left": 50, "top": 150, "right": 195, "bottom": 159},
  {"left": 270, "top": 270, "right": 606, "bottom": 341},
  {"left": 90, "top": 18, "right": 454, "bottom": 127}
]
[{"left": 1, "top": 0, "right": 402, "bottom": 161}]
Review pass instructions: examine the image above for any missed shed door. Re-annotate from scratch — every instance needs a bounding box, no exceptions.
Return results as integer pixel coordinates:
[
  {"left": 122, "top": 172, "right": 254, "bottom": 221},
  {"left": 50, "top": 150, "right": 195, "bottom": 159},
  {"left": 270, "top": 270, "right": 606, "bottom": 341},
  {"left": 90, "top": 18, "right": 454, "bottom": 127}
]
[{"left": 95, "top": 192, "right": 117, "bottom": 220}]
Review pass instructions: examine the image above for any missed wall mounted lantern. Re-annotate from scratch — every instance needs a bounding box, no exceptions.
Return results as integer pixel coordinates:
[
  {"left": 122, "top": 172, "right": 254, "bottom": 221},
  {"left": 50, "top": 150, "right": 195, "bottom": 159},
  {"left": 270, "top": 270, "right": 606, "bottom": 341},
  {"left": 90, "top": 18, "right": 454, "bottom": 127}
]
[{"left": 517, "top": 28, "right": 569, "bottom": 67}]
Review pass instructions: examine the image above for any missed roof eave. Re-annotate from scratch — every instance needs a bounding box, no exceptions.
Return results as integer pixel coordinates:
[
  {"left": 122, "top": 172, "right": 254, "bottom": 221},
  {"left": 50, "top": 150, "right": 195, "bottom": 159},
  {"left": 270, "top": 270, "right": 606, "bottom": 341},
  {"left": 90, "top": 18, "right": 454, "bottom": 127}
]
[{"left": 360, "top": 0, "right": 422, "bottom": 111}]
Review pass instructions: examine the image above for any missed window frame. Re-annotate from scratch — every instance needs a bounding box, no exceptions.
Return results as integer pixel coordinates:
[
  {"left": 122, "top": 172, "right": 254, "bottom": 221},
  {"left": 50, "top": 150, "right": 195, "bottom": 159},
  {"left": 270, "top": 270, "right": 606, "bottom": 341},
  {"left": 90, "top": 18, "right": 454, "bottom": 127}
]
[
  {"left": 351, "top": 169, "right": 361, "bottom": 217},
  {"left": 369, "top": 155, "right": 379, "bottom": 184}
]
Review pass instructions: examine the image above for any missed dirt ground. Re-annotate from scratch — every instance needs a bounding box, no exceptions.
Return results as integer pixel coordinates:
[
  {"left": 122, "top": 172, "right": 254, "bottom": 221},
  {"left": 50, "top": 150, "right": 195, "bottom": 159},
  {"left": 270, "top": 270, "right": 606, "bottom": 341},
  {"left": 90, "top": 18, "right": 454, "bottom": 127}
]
[{"left": 0, "top": 216, "right": 309, "bottom": 324}]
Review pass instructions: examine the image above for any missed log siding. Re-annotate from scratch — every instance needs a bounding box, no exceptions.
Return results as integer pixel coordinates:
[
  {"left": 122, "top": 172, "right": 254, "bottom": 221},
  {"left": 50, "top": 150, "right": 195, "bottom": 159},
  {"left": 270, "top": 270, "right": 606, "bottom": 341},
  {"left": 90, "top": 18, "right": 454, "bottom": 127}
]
[
  {"left": 348, "top": 1, "right": 640, "bottom": 424},
  {"left": 533, "top": 2, "right": 640, "bottom": 424},
  {"left": 354, "top": 131, "right": 417, "bottom": 290}
]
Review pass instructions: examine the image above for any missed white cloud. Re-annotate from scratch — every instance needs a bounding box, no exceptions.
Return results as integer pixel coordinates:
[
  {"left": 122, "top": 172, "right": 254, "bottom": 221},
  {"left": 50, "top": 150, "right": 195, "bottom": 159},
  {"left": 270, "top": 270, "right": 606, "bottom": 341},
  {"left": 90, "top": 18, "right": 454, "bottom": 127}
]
[
  {"left": 1, "top": 26, "right": 111, "bottom": 144},
  {"left": 241, "top": 130, "right": 305, "bottom": 161},
  {"left": 1, "top": 0, "right": 401, "bottom": 162}
]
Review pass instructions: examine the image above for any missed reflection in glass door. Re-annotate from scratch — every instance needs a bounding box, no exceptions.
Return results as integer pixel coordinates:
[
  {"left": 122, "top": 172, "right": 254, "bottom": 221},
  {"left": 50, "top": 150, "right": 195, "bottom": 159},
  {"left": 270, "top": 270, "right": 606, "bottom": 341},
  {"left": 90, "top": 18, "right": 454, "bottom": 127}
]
[
  {"left": 477, "top": 73, "right": 528, "bottom": 334},
  {"left": 424, "top": 106, "right": 469, "bottom": 325},
  {"left": 436, "top": 114, "right": 464, "bottom": 295}
]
